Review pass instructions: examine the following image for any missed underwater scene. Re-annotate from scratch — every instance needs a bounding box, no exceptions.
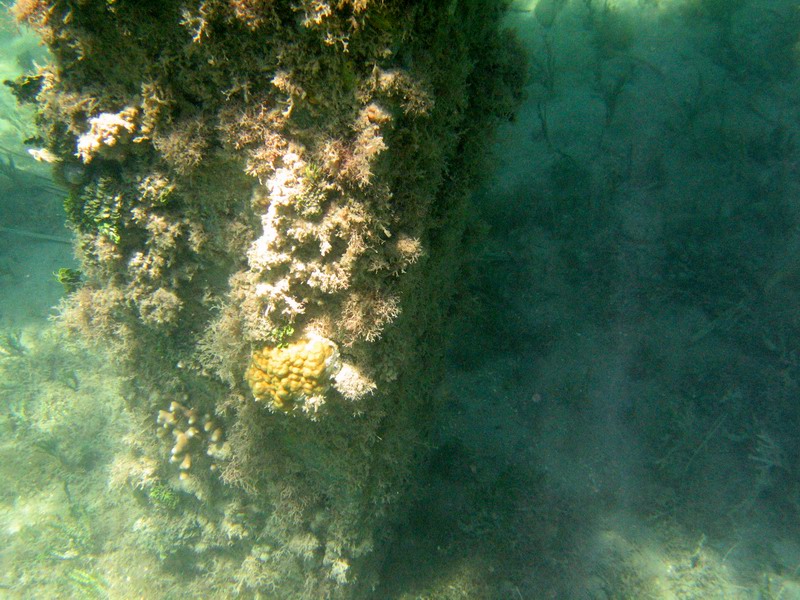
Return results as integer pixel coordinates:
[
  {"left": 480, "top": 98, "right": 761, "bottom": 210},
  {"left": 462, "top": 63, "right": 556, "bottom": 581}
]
[{"left": 2, "top": 0, "right": 800, "bottom": 598}]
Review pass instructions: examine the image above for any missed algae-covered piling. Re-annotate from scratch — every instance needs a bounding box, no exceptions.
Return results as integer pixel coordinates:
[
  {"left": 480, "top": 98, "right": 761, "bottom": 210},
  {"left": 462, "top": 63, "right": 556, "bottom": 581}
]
[{"left": 10, "top": 1, "right": 523, "bottom": 596}]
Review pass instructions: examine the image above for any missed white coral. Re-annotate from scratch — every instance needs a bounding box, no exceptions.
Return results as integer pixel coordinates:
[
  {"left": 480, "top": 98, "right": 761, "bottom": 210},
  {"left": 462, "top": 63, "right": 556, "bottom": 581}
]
[
  {"left": 76, "top": 108, "right": 138, "bottom": 163},
  {"left": 254, "top": 278, "right": 305, "bottom": 318},
  {"left": 333, "top": 363, "right": 376, "bottom": 401}
]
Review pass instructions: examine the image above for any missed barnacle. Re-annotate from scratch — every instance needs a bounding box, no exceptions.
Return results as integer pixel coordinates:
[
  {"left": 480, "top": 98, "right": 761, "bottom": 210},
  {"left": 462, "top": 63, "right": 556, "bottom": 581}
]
[{"left": 246, "top": 335, "right": 339, "bottom": 410}]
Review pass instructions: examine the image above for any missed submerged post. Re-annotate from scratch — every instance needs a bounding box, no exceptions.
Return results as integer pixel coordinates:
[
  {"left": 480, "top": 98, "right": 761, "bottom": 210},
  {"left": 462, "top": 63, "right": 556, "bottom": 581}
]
[{"left": 11, "top": 0, "right": 524, "bottom": 595}]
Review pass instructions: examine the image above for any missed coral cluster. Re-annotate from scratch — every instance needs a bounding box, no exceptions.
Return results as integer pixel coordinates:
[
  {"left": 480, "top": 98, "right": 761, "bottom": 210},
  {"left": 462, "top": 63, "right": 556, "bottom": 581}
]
[
  {"left": 246, "top": 335, "right": 339, "bottom": 412},
  {"left": 156, "top": 401, "right": 228, "bottom": 480}
]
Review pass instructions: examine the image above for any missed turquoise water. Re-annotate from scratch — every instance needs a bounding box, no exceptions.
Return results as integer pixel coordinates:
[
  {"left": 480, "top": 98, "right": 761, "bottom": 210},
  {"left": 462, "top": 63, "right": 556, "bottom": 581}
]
[
  {"left": 0, "top": 9, "right": 69, "bottom": 327},
  {"left": 3, "top": 0, "right": 800, "bottom": 598}
]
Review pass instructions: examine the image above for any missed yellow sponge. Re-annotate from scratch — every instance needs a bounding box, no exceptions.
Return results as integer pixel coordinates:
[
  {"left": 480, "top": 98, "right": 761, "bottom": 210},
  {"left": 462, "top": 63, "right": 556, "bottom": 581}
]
[{"left": 246, "top": 336, "right": 338, "bottom": 410}]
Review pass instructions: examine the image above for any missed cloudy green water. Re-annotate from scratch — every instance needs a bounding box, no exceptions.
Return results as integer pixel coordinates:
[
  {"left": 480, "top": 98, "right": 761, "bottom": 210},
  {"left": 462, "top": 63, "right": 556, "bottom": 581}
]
[{"left": 4, "top": 1, "right": 800, "bottom": 598}]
